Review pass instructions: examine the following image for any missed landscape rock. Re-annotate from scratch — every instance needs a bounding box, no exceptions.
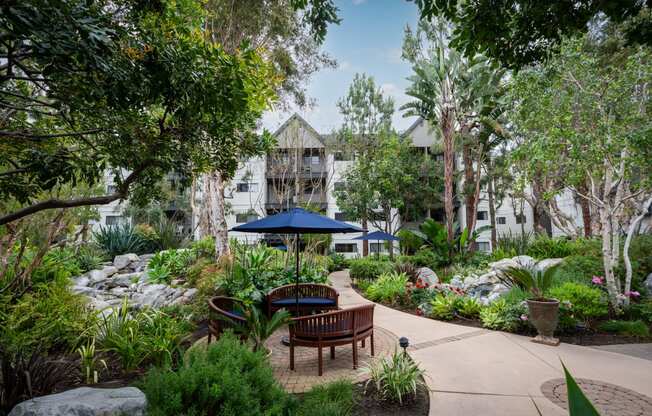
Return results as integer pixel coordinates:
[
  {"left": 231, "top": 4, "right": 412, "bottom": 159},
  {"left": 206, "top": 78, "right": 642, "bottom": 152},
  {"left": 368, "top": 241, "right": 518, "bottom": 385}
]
[
  {"left": 113, "top": 253, "right": 140, "bottom": 270},
  {"left": 511, "top": 255, "right": 536, "bottom": 269},
  {"left": 8, "top": 387, "right": 146, "bottom": 416},
  {"left": 536, "top": 258, "right": 563, "bottom": 271},
  {"left": 646, "top": 273, "right": 652, "bottom": 294},
  {"left": 416, "top": 267, "right": 439, "bottom": 286}
]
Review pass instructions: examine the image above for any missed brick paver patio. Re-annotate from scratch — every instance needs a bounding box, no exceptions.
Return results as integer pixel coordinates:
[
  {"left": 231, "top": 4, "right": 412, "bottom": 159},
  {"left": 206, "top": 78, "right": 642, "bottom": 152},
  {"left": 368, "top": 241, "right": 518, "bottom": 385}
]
[{"left": 265, "top": 325, "right": 398, "bottom": 393}]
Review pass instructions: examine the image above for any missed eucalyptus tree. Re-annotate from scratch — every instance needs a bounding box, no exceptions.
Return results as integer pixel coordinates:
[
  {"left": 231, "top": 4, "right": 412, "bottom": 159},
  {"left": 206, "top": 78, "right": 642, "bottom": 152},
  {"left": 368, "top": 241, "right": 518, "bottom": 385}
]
[
  {"left": 510, "top": 35, "right": 651, "bottom": 308},
  {"left": 197, "top": 0, "right": 340, "bottom": 258},
  {"left": 335, "top": 73, "right": 394, "bottom": 256}
]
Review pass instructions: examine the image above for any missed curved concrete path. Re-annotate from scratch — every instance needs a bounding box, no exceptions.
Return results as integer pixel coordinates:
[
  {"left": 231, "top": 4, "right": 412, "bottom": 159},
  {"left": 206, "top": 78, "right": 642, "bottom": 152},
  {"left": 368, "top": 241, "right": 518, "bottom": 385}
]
[{"left": 329, "top": 271, "right": 652, "bottom": 416}]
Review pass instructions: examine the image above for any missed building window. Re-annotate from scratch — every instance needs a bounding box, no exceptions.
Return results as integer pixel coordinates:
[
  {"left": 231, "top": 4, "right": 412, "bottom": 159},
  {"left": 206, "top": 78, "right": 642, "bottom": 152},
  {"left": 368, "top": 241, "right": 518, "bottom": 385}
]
[
  {"left": 335, "top": 243, "right": 357, "bottom": 253},
  {"left": 105, "top": 215, "right": 123, "bottom": 226},
  {"left": 515, "top": 214, "right": 527, "bottom": 224},
  {"left": 476, "top": 211, "right": 488, "bottom": 221},
  {"left": 304, "top": 183, "right": 316, "bottom": 195},
  {"left": 475, "top": 242, "right": 490, "bottom": 252},
  {"left": 334, "top": 182, "right": 345, "bottom": 192},
  {"left": 370, "top": 242, "right": 385, "bottom": 253},
  {"left": 236, "top": 183, "right": 258, "bottom": 193},
  {"left": 334, "top": 151, "right": 352, "bottom": 161},
  {"left": 497, "top": 216, "right": 506, "bottom": 225},
  {"left": 106, "top": 184, "right": 117, "bottom": 194},
  {"left": 334, "top": 212, "right": 353, "bottom": 221},
  {"left": 236, "top": 212, "right": 258, "bottom": 223}
]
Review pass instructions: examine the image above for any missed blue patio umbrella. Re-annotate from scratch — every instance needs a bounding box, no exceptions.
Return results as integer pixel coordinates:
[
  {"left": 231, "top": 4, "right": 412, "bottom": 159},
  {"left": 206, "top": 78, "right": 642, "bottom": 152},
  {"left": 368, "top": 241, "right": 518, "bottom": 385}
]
[
  {"left": 231, "top": 208, "right": 363, "bottom": 310},
  {"left": 353, "top": 230, "right": 399, "bottom": 258}
]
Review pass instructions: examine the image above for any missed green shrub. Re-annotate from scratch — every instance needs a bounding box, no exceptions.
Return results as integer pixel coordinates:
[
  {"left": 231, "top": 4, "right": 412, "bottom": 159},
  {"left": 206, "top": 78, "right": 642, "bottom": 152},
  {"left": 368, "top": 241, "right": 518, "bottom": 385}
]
[
  {"left": 496, "top": 230, "right": 532, "bottom": 255},
  {"left": 189, "top": 236, "right": 215, "bottom": 259},
  {"left": 430, "top": 293, "right": 461, "bottom": 321},
  {"left": 327, "top": 253, "right": 349, "bottom": 272},
  {"left": 349, "top": 258, "right": 393, "bottom": 281},
  {"left": 526, "top": 235, "right": 575, "bottom": 259},
  {"left": 96, "top": 300, "right": 192, "bottom": 370},
  {"left": 140, "top": 332, "right": 289, "bottom": 416},
  {"left": 548, "top": 283, "right": 608, "bottom": 325},
  {"left": 94, "top": 224, "right": 148, "bottom": 257},
  {"left": 398, "top": 229, "right": 424, "bottom": 255},
  {"left": 480, "top": 299, "right": 526, "bottom": 332},
  {"left": 623, "top": 301, "right": 652, "bottom": 324},
  {"left": 458, "top": 296, "right": 482, "bottom": 319},
  {"left": 295, "top": 380, "right": 355, "bottom": 416},
  {"left": 0, "top": 280, "right": 96, "bottom": 356},
  {"left": 75, "top": 244, "right": 106, "bottom": 273},
  {"left": 31, "top": 246, "right": 83, "bottom": 284},
  {"left": 365, "top": 272, "right": 409, "bottom": 304},
  {"left": 147, "top": 249, "right": 196, "bottom": 284},
  {"left": 554, "top": 255, "right": 604, "bottom": 285},
  {"left": 598, "top": 320, "right": 650, "bottom": 337},
  {"left": 409, "top": 248, "right": 443, "bottom": 269},
  {"left": 364, "top": 349, "right": 427, "bottom": 404}
]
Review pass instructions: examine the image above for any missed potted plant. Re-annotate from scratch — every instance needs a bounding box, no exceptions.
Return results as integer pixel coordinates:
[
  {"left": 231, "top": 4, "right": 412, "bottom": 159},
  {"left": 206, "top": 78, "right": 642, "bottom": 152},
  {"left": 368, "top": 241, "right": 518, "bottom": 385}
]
[{"left": 504, "top": 265, "right": 561, "bottom": 346}]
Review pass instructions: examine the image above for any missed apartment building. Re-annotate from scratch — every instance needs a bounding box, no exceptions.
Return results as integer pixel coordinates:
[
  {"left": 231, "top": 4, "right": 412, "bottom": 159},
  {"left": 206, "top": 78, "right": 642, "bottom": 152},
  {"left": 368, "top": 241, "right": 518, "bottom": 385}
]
[{"left": 93, "top": 113, "right": 589, "bottom": 256}]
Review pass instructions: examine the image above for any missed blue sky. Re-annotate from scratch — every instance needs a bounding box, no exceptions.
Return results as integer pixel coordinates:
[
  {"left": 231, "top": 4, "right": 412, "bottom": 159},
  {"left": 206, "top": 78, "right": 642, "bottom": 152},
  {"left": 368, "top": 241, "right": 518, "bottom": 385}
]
[{"left": 261, "top": 0, "right": 420, "bottom": 134}]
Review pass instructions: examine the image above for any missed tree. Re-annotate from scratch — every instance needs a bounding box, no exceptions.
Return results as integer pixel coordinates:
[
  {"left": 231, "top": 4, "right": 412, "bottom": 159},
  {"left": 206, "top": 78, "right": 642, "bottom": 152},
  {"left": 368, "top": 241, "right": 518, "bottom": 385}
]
[
  {"left": 197, "top": 0, "right": 339, "bottom": 258},
  {"left": 402, "top": 19, "right": 505, "bottom": 247},
  {"left": 335, "top": 132, "right": 435, "bottom": 258},
  {"left": 510, "top": 35, "right": 651, "bottom": 308},
  {"left": 0, "top": 0, "right": 278, "bottom": 227},
  {"left": 336, "top": 73, "right": 395, "bottom": 256},
  {"left": 410, "top": 0, "right": 652, "bottom": 69}
]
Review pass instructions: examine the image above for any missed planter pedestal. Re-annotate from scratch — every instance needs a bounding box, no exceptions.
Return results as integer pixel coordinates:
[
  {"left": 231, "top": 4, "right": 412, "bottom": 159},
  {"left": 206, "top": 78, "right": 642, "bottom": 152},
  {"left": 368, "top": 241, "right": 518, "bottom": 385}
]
[
  {"left": 532, "top": 334, "right": 560, "bottom": 346},
  {"left": 527, "top": 299, "right": 560, "bottom": 346}
]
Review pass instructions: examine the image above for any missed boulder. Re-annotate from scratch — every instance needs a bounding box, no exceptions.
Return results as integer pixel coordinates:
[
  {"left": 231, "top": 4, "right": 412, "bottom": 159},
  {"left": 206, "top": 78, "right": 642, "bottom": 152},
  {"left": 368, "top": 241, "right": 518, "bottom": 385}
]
[
  {"left": 488, "top": 258, "right": 518, "bottom": 272},
  {"left": 536, "top": 258, "right": 564, "bottom": 272},
  {"left": 111, "top": 272, "right": 142, "bottom": 288},
  {"left": 646, "top": 273, "right": 652, "bottom": 294},
  {"left": 8, "top": 387, "right": 146, "bottom": 416},
  {"left": 73, "top": 275, "right": 90, "bottom": 287},
  {"left": 511, "top": 255, "right": 536, "bottom": 269},
  {"left": 113, "top": 253, "right": 140, "bottom": 270},
  {"left": 416, "top": 267, "right": 439, "bottom": 286},
  {"left": 88, "top": 266, "right": 117, "bottom": 283}
]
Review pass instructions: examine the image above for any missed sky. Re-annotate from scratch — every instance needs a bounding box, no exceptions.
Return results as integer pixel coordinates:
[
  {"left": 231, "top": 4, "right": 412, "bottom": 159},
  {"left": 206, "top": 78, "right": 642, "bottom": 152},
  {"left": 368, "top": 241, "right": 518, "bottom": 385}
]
[{"left": 261, "top": 0, "right": 421, "bottom": 135}]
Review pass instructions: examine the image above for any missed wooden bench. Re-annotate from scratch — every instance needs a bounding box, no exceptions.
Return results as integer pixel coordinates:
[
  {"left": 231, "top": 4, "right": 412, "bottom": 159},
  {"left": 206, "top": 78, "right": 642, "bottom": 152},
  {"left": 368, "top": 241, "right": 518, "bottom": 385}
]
[
  {"left": 289, "top": 304, "right": 375, "bottom": 376},
  {"left": 267, "top": 283, "right": 339, "bottom": 317},
  {"left": 207, "top": 296, "right": 247, "bottom": 344}
]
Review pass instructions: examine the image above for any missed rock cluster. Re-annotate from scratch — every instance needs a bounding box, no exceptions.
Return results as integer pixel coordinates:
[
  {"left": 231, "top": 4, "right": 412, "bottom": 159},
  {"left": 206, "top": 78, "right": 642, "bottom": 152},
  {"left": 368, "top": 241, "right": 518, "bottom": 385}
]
[
  {"left": 71, "top": 253, "right": 197, "bottom": 312},
  {"left": 449, "top": 255, "right": 563, "bottom": 305},
  {"left": 8, "top": 387, "right": 146, "bottom": 416}
]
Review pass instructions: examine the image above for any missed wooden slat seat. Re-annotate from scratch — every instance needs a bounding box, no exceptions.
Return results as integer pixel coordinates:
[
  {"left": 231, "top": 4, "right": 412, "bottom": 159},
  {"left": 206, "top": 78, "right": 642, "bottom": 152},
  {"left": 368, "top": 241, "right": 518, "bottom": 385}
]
[
  {"left": 207, "top": 296, "right": 247, "bottom": 344},
  {"left": 289, "top": 304, "right": 375, "bottom": 376}
]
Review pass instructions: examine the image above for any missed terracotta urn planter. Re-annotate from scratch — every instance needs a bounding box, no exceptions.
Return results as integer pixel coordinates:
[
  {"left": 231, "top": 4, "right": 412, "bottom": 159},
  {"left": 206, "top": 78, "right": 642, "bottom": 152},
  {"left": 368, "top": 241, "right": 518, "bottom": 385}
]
[{"left": 526, "top": 298, "right": 560, "bottom": 346}]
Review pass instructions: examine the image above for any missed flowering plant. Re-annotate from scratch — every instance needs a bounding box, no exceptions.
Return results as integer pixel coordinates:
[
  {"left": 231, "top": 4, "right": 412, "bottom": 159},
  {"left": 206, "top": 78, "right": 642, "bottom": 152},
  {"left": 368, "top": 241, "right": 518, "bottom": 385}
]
[{"left": 591, "top": 276, "right": 604, "bottom": 285}]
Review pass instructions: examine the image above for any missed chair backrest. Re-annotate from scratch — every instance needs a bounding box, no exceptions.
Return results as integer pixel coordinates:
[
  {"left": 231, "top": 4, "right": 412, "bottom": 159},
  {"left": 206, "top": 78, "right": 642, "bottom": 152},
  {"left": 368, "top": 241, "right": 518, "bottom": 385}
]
[
  {"left": 208, "top": 296, "right": 247, "bottom": 334},
  {"left": 268, "top": 283, "right": 338, "bottom": 300},
  {"left": 292, "top": 304, "right": 374, "bottom": 339}
]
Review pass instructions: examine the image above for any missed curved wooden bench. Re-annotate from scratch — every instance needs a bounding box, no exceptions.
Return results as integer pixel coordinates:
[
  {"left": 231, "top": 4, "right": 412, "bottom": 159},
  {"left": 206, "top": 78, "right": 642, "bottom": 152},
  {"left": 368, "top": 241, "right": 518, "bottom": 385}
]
[
  {"left": 207, "top": 296, "right": 247, "bottom": 344},
  {"left": 267, "top": 283, "right": 339, "bottom": 317},
  {"left": 289, "top": 304, "right": 375, "bottom": 376}
]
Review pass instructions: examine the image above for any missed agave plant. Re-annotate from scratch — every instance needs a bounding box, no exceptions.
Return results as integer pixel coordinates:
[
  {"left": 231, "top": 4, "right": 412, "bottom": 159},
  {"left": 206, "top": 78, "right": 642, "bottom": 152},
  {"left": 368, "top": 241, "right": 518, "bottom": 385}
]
[
  {"left": 93, "top": 224, "right": 147, "bottom": 258},
  {"left": 503, "top": 265, "right": 559, "bottom": 300}
]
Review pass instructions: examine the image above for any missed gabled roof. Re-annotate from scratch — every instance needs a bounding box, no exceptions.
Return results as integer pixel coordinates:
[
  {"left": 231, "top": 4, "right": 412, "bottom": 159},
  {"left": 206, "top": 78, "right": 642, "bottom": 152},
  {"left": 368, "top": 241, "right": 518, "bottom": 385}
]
[
  {"left": 401, "top": 116, "right": 425, "bottom": 138},
  {"left": 272, "top": 113, "right": 325, "bottom": 145}
]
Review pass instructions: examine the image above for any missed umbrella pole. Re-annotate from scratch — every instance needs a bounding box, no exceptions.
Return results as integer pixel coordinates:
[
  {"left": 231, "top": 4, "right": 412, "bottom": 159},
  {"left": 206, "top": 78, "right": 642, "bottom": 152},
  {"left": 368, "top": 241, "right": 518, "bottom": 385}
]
[{"left": 295, "top": 232, "right": 300, "bottom": 313}]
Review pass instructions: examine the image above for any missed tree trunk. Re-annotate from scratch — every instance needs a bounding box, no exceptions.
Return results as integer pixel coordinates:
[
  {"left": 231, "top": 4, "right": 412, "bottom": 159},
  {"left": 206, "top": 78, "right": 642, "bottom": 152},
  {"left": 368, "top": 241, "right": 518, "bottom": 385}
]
[
  {"left": 487, "top": 174, "right": 497, "bottom": 250},
  {"left": 623, "top": 197, "right": 652, "bottom": 306},
  {"left": 200, "top": 171, "right": 231, "bottom": 259},
  {"left": 361, "top": 215, "right": 369, "bottom": 257},
  {"left": 441, "top": 111, "right": 455, "bottom": 244},
  {"left": 577, "top": 182, "right": 593, "bottom": 237},
  {"left": 463, "top": 143, "right": 475, "bottom": 233}
]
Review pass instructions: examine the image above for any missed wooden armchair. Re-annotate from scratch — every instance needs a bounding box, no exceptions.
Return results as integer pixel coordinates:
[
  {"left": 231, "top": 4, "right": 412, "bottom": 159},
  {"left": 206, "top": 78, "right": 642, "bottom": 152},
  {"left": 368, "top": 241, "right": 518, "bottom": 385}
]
[
  {"left": 267, "top": 283, "right": 339, "bottom": 317},
  {"left": 207, "top": 296, "right": 247, "bottom": 344},
  {"left": 289, "top": 304, "right": 375, "bottom": 376}
]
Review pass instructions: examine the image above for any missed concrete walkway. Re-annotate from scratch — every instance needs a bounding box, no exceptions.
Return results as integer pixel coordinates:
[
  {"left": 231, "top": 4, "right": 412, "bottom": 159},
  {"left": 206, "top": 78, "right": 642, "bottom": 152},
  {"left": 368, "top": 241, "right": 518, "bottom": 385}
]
[{"left": 329, "top": 271, "right": 652, "bottom": 416}]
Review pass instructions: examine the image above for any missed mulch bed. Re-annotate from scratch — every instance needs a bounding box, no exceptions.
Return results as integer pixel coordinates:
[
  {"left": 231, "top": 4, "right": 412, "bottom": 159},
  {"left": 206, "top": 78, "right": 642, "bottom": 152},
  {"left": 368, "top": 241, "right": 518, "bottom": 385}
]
[
  {"left": 352, "top": 284, "right": 651, "bottom": 347},
  {"left": 353, "top": 380, "right": 430, "bottom": 416}
]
